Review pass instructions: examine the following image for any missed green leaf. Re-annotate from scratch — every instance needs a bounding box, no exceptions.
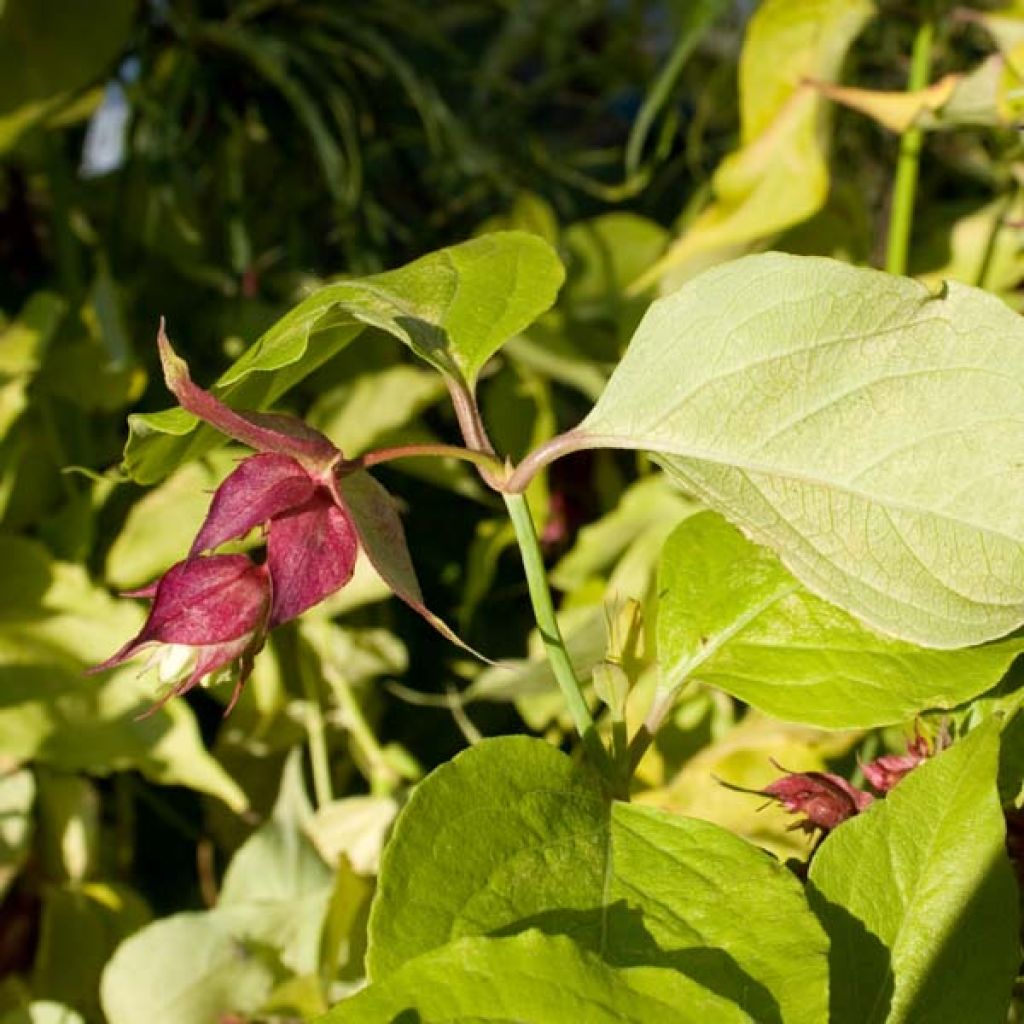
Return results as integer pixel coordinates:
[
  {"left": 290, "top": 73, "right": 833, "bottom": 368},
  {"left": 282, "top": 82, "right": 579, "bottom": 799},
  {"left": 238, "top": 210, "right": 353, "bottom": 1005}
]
[
  {"left": 217, "top": 753, "right": 333, "bottom": 975},
  {"left": 328, "top": 931, "right": 749, "bottom": 1024},
  {"left": 0, "top": 537, "right": 246, "bottom": 811},
  {"left": 808, "top": 721, "right": 1020, "bottom": 1023},
  {"left": 367, "top": 736, "right": 828, "bottom": 1024},
  {"left": 33, "top": 883, "right": 150, "bottom": 1022},
  {"left": 308, "top": 364, "right": 446, "bottom": 457},
  {"left": 0, "top": 292, "right": 65, "bottom": 438},
  {"left": 657, "top": 512, "right": 1023, "bottom": 727},
  {"left": 635, "top": 0, "right": 874, "bottom": 291},
  {"left": 124, "top": 232, "right": 563, "bottom": 483},
  {"left": 123, "top": 320, "right": 361, "bottom": 484},
  {"left": 0, "top": 769, "right": 34, "bottom": 901},
  {"left": 356, "top": 230, "right": 565, "bottom": 384},
  {"left": 100, "top": 912, "right": 276, "bottom": 1024},
  {"left": 551, "top": 475, "right": 695, "bottom": 592},
  {"left": 578, "top": 252, "right": 1024, "bottom": 648},
  {"left": 0, "top": 0, "right": 134, "bottom": 152}
]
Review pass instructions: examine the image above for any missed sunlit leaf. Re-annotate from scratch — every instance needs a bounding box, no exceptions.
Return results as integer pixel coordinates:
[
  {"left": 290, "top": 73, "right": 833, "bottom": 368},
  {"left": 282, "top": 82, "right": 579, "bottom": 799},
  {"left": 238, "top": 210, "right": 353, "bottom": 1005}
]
[
  {"left": 0, "top": 537, "right": 246, "bottom": 811},
  {"left": 578, "top": 253, "right": 1024, "bottom": 647},
  {"left": 330, "top": 931, "right": 748, "bottom": 1023},
  {"left": 367, "top": 736, "right": 828, "bottom": 1023},
  {"left": 635, "top": 0, "right": 874, "bottom": 292}
]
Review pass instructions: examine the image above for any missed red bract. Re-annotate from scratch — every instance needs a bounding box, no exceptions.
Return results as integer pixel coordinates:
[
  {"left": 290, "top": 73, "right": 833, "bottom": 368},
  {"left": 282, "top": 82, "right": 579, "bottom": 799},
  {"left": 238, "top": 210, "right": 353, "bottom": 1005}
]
[
  {"left": 90, "top": 554, "right": 271, "bottom": 711},
  {"left": 763, "top": 766, "right": 874, "bottom": 834},
  {"left": 93, "top": 323, "right": 475, "bottom": 710},
  {"left": 861, "top": 730, "right": 933, "bottom": 793},
  {"left": 189, "top": 451, "right": 359, "bottom": 626}
]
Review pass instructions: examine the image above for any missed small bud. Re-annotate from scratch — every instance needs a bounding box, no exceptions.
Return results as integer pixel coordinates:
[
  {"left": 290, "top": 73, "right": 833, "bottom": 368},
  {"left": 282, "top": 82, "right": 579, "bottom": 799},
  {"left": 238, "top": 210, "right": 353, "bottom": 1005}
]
[
  {"left": 763, "top": 767, "right": 873, "bottom": 834},
  {"left": 593, "top": 662, "right": 630, "bottom": 721},
  {"left": 861, "top": 726, "right": 935, "bottom": 793}
]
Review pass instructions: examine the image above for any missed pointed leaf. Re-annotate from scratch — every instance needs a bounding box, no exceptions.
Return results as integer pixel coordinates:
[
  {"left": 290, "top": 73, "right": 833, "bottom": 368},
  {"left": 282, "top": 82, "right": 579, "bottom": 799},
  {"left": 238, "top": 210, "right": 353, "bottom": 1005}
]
[
  {"left": 0, "top": 538, "right": 247, "bottom": 811},
  {"left": 338, "top": 470, "right": 475, "bottom": 654},
  {"left": 367, "top": 736, "right": 828, "bottom": 1024},
  {"left": 656, "top": 512, "right": 1024, "bottom": 727},
  {"left": 579, "top": 252, "right": 1024, "bottom": 647},
  {"left": 100, "top": 912, "right": 276, "bottom": 1024},
  {"left": 158, "top": 326, "right": 339, "bottom": 466},
  {"left": 125, "top": 233, "right": 563, "bottom": 483},
  {"left": 808, "top": 721, "right": 1020, "bottom": 1023}
]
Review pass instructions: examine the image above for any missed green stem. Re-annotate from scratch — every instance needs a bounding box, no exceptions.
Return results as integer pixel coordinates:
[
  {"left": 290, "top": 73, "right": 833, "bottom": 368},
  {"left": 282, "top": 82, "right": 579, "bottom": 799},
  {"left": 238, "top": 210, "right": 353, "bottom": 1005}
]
[
  {"left": 325, "top": 664, "right": 400, "bottom": 795},
  {"left": 885, "top": 18, "right": 935, "bottom": 276},
  {"left": 503, "top": 493, "right": 611, "bottom": 777},
  {"left": 299, "top": 650, "right": 334, "bottom": 808}
]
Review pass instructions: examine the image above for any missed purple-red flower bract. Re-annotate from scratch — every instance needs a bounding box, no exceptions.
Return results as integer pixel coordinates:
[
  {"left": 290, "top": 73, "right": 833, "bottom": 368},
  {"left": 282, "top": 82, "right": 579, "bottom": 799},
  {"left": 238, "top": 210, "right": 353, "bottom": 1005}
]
[
  {"left": 94, "top": 322, "right": 474, "bottom": 711},
  {"left": 91, "top": 554, "right": 271, "bottom": 711},
  {"left": 861, "top": 730, "right": 933, "bottom": 793},
  {"left": 763, "top": 767, "right": 874, "bottom": 834}
]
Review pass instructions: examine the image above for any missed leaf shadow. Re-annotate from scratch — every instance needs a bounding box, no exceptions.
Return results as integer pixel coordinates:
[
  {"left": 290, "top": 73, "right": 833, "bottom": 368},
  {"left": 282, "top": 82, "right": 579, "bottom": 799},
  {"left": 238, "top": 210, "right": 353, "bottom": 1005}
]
[
  {"left": 492, "top": 901, "right": 783, "bottom": 1024},
  {"left": 806, "top": 878, "right": 893, "bottom": 1024}
]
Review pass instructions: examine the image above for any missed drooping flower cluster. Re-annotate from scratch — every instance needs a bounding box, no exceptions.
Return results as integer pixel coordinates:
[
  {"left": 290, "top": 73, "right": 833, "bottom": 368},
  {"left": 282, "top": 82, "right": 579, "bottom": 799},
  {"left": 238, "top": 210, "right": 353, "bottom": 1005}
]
[
  {"left": 93, "top": 324, "right": 464, "bottom": 711},
  {"left": 753, "top": 728, "right": 942, "bottom": 839}
]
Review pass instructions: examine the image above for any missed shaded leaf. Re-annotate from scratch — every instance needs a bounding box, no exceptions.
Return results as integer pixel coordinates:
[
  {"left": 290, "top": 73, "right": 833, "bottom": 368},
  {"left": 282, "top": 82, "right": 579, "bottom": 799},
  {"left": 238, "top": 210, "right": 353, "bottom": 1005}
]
[
  {"left": 808, "top": 721, "right": 1020, "bottom": 1023},
  {"left": 656, "top": 511, "right": 1023, "bottom": 727}
]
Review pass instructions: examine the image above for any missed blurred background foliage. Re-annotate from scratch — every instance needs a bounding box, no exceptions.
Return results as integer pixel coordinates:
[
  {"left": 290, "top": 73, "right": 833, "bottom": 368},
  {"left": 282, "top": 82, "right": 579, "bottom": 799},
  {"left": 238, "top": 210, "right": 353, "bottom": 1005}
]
[{"left": 1, "top": 0, "right": 1023, "bottom": 1020}]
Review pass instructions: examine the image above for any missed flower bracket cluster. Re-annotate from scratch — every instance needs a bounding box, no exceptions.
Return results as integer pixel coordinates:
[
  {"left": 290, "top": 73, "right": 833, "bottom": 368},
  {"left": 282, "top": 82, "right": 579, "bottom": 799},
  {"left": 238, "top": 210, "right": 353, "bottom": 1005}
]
[{"left": 93, "top": 324, "right": 471, "bottom": 711}]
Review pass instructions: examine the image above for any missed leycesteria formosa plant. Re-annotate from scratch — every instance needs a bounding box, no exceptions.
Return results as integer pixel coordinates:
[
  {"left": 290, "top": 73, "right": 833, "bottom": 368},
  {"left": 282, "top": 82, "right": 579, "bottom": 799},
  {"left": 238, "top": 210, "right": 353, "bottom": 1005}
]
[{"left": 92, "top": 218, "right": 1024, "bottom": 1023}]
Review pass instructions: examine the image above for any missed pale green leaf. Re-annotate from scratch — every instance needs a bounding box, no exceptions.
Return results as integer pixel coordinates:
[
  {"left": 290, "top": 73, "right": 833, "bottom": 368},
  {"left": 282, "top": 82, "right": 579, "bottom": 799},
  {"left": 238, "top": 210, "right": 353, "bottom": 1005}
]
[
  {"left": 367, "top": 736, "right": 828, "bottom": 1024},
  {"left": 0, "top": 292, "right": 65, "bottom": 438},
  {"left": 656, "top": 512, "right": 1023, "bottom": 727},
  {"left": 808, "top": 720, "right": 1020, "bottom": 1024},
  {"left": 579, "top": 253, "right": 1024, "bottom": 647},
  {"left": 100, "top": 912, "right": 276, "bottom": 1024},
  {"left": 308, "top": 364, "right": 446, "bottom": 457},
  {"left": 33, "top": 883, "right": 150, "bottom": 1021},
  {"left": 105, "top": 449, "right": 243, "bottom": 589},
  {"left": 552, "top": 475, "right": 695, "bottom": 591},
  {"left": 218, "top": 753, "right": 333, "bottom": 974},
  {"left": 329, "top": 931, "right": 749, "bottom": 1024},
  {"left": 636, "top": 0, "right": 874, "bottom": 291},
  {"left": 0, "top": 1004, "right": 85, "bottom": 1024}
]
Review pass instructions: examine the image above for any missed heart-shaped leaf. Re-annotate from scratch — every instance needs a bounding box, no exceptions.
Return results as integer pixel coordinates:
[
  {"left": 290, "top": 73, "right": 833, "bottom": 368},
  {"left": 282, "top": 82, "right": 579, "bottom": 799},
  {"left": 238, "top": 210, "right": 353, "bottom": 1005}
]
[
  {"left": 367, "top": 735, "right": 828, "bottom": 1024},
  {"left": 576, "top": 253, "right": 1024, "bottom": 648}
]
